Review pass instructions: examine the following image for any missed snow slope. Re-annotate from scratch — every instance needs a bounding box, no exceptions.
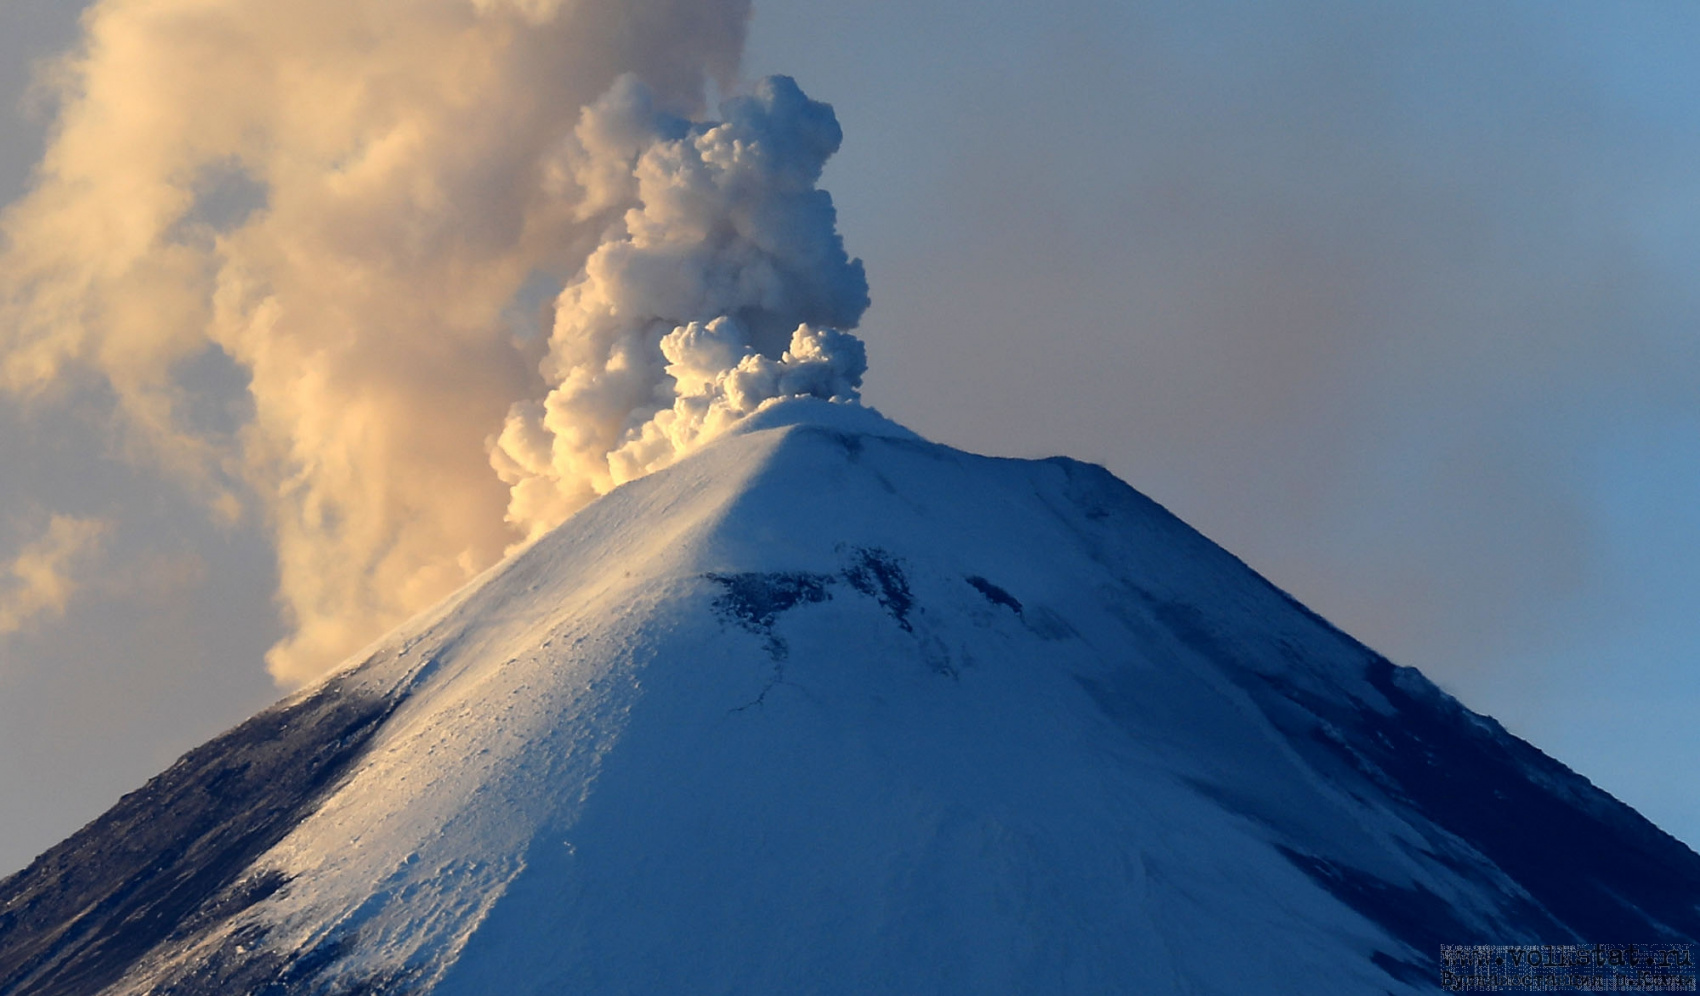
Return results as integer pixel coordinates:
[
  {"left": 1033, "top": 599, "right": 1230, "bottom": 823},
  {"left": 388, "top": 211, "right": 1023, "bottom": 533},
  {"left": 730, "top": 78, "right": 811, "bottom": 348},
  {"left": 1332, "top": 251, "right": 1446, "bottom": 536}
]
[{"left": 2, "top": 398, "right": 1696, "bottom": 995}]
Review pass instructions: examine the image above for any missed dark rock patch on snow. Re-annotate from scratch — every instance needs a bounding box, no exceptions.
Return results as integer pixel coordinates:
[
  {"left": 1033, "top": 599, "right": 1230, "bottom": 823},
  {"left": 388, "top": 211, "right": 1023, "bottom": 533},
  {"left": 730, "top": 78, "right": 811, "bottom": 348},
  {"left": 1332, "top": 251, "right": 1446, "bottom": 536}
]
[
  {"left": 704, "top": 571, "right": 835, "bottom": 632},
  {"left": 705, "top": 571, "right": 835, "bottom": 659},
  {"left": 169, "top": 867, "right": 290, "bottom": 939},
  {"left": 840, "top": 548, "right": 913, "bottom": 632},
  {"left": 965, "top": 575, "right": 1022, "bottom": 615},
  {"left": 710, "top": 550, "right": 919, "bottom": 649},
  {"left": 146, "top": 921, "right": 428, "bottom": 996}
]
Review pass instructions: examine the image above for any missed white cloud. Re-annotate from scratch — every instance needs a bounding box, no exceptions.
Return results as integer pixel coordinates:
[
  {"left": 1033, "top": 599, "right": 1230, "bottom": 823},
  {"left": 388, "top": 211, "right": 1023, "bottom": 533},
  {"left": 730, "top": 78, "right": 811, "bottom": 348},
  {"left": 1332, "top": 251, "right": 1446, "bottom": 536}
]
[{"left": 491, "top": 74, "right": 870, "bottom": 541}]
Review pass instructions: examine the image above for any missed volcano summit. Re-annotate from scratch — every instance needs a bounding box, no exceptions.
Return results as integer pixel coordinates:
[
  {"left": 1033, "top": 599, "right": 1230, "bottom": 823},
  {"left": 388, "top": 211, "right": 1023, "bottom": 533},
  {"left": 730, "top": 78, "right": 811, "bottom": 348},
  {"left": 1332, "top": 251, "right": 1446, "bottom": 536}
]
[{"left": 1, "top": 399, "right": 1697, "bottom": 995}]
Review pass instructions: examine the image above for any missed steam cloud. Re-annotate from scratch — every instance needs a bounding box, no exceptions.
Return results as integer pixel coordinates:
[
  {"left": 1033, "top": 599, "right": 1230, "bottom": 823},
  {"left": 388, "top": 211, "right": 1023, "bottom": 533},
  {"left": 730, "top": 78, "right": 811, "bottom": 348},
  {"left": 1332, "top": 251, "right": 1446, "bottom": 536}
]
[
  {"left": 491, "top": 74, "right": 869, "bottom": 538},
  {"left": 0, "top": 0, "right": 867, "bottom": 685},
  {"left": 0, "top": 515, "right": 107, "bottom": 637}
]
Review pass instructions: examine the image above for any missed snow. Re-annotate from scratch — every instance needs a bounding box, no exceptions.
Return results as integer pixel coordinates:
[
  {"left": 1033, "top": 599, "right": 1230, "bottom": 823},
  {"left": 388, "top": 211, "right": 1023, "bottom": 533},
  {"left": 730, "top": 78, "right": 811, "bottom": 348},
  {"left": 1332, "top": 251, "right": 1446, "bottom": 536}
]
[{"left": 7, "top": 397, "right": 1697, "bottom": 995}]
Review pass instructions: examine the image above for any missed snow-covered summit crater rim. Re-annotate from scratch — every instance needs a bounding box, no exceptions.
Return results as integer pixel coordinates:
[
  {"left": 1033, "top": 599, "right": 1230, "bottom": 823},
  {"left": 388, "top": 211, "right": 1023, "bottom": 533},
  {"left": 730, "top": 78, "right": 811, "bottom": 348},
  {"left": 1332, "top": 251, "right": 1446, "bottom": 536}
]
[{"left": 727, "top": 397, "right": 925, "bottom": 444}]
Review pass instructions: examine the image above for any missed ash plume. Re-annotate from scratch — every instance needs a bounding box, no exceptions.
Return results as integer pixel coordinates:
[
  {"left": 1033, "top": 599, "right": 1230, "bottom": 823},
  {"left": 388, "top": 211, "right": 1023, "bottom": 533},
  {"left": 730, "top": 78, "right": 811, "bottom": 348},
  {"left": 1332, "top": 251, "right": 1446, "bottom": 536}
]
[{"left": 0, "top": 0, "right": 867, "bottom": 685}]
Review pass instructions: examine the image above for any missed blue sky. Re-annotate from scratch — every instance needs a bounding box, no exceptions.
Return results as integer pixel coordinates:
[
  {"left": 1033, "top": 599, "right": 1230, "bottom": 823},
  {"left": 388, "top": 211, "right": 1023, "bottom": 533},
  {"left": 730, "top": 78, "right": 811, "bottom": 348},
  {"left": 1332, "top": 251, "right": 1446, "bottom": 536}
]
[{"left": 0, "top": 0, "right": 1696, "bottom": 873}]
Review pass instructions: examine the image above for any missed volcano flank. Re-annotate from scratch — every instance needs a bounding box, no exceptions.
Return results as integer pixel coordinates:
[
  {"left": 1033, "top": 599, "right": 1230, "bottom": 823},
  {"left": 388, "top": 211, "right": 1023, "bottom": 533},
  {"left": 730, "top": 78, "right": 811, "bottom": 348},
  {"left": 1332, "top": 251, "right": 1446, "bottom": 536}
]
[{"left": 1, "top": 400, "right": 1696, "bottom": 995}]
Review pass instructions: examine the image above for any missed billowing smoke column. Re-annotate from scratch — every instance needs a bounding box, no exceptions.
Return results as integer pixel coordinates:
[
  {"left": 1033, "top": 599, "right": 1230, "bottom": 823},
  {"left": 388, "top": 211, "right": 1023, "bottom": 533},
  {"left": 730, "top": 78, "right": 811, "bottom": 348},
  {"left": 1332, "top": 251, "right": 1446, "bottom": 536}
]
[
  {"left": 492, "top": 75, "right": 869, "bottom": 539},
  {"left": 0, "top": 0, "right": 868, "bottom": 686}
]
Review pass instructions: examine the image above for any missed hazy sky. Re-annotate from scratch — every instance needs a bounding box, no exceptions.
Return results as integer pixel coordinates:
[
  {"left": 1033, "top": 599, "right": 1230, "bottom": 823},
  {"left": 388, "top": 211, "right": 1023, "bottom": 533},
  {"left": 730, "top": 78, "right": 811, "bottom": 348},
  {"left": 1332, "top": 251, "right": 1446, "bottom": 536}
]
[{"left": 2, "top": 0, "right": 1697, "bottom": 876}]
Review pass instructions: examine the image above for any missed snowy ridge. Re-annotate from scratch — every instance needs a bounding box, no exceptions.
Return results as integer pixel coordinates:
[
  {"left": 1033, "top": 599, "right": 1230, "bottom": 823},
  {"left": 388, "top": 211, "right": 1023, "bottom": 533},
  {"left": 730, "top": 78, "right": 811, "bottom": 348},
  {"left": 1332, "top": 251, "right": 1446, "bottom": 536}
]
[{"left": 1, "top": 399, "right": 1696, "bottom": 995}]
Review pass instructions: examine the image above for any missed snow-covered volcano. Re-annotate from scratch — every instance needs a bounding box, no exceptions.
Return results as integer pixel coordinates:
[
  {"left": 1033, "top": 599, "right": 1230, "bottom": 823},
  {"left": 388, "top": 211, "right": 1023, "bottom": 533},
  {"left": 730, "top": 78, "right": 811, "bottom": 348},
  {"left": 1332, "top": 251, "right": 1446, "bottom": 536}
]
[{"left": 3, "top": 400, "right": 1697, "bottom": 995}]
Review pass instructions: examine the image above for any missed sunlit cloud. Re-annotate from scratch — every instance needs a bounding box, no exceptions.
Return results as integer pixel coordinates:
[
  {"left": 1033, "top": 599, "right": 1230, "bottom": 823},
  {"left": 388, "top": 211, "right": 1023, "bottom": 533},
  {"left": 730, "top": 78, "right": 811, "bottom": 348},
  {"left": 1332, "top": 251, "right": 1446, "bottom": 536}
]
[{"left": 0, "top": 0, "right": 786, "bottom": 685}]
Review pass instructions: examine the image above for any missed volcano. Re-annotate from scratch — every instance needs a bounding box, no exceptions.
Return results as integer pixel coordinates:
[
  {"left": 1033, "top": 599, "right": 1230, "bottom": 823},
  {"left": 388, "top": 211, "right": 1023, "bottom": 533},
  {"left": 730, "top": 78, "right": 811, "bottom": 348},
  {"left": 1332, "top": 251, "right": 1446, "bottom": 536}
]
[{"left": 2, "top": 399, "right": 1696, "bottom": 995}]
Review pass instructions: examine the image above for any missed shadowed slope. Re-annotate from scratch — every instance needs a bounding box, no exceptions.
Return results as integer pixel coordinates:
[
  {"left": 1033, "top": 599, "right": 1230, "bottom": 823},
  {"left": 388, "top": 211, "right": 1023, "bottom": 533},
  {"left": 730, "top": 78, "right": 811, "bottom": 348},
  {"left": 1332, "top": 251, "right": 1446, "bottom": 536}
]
[{"left": 0, "top": 673, "right": 401, "bottom": 996}]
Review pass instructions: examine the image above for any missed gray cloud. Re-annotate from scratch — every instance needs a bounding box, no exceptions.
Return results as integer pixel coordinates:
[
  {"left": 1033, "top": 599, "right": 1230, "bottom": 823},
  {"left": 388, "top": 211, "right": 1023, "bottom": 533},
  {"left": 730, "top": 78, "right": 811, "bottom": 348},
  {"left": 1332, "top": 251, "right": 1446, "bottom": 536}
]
[{"left": 0, "top": 514, "right": 107, "bottom": 636}]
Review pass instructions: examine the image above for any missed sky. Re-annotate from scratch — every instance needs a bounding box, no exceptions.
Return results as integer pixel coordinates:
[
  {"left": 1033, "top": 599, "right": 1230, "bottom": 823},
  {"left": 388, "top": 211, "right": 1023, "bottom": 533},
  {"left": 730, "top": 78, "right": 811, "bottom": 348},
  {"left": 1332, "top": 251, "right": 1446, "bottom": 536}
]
[{"left": 0, "top": 0, "right": 1696, "bottom": 876}]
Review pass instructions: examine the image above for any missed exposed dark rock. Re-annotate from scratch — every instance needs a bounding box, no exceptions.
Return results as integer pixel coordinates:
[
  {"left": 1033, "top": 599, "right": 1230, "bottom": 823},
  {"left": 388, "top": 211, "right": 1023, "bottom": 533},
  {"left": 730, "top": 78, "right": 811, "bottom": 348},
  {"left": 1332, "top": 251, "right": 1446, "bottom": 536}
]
[
  {"left": 0, "top": 672, "right": 401, "bottom": 996},
  {"left": 704, "top": 571, "right": 835, "bottom": 634},
  {"left": 964, "top": 575, "right": 1022, "bottom": 615},
  {"left": 840, "top": 548, "right": 914, "bottom": 632}
]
